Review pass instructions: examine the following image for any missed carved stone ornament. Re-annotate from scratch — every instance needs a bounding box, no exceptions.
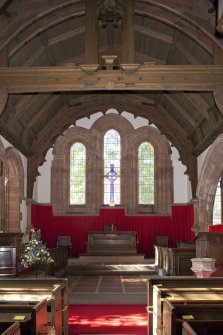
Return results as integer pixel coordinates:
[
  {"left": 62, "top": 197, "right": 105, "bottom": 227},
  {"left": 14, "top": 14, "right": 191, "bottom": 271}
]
[
  {"left": 98, "top": 0, "right": 122, "bottom": 28},
  {"left": 191, "top": 257, "right": 216, "bottom": 278}
]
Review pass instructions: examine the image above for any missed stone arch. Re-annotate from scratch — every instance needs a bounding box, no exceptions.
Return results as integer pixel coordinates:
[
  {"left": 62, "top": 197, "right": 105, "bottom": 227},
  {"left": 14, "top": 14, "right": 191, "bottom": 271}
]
[
  {"left": 196, "top": 134, "right": 223, "bottom": 231},
  {"left": 91, "top": 113, "right": 135, "bottom": 211},
  {"left": 5, "top": 147, "right": 24, "bottom": 232},
  {"left": 131, "top": 126, "right": 173, "bottom": 214},
  {"left": 52, "top": 126, "right": 96, "bottom": 215},
  {"left": 52, "top": 114, "right": 173, "bottom": 215}
]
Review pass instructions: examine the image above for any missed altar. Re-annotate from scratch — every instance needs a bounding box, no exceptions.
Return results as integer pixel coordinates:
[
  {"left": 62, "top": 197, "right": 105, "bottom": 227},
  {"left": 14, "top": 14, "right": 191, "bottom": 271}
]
[{"left": 87, "top": 231, "right": 137, "bottom": 255}]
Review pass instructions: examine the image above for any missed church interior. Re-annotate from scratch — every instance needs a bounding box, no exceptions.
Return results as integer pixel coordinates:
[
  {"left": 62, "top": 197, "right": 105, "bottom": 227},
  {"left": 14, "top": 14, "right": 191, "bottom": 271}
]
[{"left": 1, "top": 0, "right": 223, "bottom": 334}]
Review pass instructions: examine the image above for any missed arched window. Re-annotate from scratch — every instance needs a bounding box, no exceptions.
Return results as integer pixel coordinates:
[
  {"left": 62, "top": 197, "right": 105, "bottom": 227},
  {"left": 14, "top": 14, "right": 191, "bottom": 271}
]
[
  {"left": 70, "top": 142, "right": 86, "bottom": 205},
  {"left": 213, "top": 179, "right": 222, "bottom": 224},
  {"left": 138, "top": 142, "right": 154, "bottom": 204},
  {"left": 52, "top": 114, "right": 173, "bottom": 215},
  {"left": 104, "top": 129, "right": 121, "bottom": 205}
]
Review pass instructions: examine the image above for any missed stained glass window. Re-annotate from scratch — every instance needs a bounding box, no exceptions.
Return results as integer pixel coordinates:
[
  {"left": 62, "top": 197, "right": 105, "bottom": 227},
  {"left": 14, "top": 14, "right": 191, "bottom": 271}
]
[
  {"left": 138, "top": 142, "right": 154, "bottom": 204},
  {"left": 104, "top": 129, "right": 120, "bottom": 205},
  {"left": 213, "top": 180, "right": 222, "bottom": 224},
  {"left": 70, "top": 142, "right": 86, "bottom": 205}
]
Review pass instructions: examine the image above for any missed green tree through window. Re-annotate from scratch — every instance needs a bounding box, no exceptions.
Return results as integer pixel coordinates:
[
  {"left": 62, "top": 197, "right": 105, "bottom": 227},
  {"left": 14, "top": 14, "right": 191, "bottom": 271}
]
[
  {"left": 70, "top": 142, "right": 86, "bottom": 205},
  {"left": 138, "top": 142, "right": 154, "bottom": 204},
  {"left": 104, "top": 129, "right": 120, "bottom": 205}
]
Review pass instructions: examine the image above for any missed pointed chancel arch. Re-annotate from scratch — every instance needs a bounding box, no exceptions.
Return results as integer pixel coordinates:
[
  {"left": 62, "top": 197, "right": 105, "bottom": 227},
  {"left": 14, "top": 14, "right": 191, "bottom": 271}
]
[
  {"left": 197, "top": 134, "right": 223, "bottom": 231},
  {"left": 5, "top": 147, "right": 24, "bottom": 232}
]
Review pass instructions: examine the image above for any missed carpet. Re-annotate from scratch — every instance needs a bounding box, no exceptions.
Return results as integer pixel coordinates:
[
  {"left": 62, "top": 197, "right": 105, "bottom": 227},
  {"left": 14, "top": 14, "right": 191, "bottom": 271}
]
[{"left": 68, "top": 304, "right": 148, "bottom": 334}]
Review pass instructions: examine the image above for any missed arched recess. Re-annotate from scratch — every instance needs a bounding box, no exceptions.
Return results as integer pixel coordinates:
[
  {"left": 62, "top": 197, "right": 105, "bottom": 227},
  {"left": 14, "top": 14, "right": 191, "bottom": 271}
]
[
  {"left": 91, "top": 113, "right": 135, "bottom": 213},
  {"left": 196, "top": 134, "right": 223, "bottom": 232},
  {"left": 52, "top": 126, "right": 95, "bottom": 215},
  {"left": 131, "top": 126, "right": 173, "bottom": 215},
  {"left": 5, "top": 147, "right": 24, "bottom": 232},
  {"left": 52, "top": 113, "right": 174, "bottom": 215}
]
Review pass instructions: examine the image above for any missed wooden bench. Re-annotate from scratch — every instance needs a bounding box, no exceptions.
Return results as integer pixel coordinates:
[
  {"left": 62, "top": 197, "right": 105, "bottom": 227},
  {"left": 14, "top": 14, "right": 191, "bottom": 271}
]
[
  {"left": 154, "top": 245, "right": 195, "bottom": 276},
  {"left": 0, "top": 300, "right": 49, "bottom": 335},
  {"left": 163, "top": 299, "right": 223, "bottom": 335},
  {"left": 153, "top": 286, "right": 223, "bottom": 335},
  {"left": 0, "top": 321, "right": 20, "bottom": 335},
  {"left": 182, "top": 320, "right": 223, "bottom": 335},
  {"left": 0, "top": 278, "right": 68, "bottom": 335},
  {"left": 147, "top": 277, "right": 223, "bottom": 335}
]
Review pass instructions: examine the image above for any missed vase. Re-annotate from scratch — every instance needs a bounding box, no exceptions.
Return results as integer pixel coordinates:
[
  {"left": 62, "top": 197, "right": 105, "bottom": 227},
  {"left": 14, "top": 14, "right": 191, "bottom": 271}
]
[{"left": 190, "top": 257, "right": 216, "bottom": 278}]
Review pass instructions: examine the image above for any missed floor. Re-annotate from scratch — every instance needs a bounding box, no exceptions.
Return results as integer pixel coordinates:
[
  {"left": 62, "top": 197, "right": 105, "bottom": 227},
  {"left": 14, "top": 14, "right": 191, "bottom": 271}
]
[
  {"left": 68, "top": 274, "right": 150, "bottom": 304},
  {"left": 67, "top": 257, "right": 156, "bottom": 305},
  {"left": 20, "top": 256, "right": 157, "bottom": 305}
]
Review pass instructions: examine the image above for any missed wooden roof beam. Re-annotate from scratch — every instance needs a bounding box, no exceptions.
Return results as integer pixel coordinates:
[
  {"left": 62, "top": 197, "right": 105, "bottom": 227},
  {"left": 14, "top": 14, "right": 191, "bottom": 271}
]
[{"left": 0, "top": 64, "right": 223, "bottom": 93}]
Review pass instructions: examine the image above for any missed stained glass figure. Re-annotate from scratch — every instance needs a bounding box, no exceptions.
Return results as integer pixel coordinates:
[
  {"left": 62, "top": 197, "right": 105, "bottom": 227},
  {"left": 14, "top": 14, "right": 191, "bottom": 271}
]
[{"left": 104, "top": 163, "right": 120, "bottom": 205}]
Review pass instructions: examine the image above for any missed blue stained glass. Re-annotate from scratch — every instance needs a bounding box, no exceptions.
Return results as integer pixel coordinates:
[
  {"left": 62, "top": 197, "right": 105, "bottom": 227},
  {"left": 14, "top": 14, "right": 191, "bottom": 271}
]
[
  {"left": 104, "top": 164, "right": 120, "bottom": 204},
  {"left": 104, "top": 129, "right": 120, "bottom": 205}
]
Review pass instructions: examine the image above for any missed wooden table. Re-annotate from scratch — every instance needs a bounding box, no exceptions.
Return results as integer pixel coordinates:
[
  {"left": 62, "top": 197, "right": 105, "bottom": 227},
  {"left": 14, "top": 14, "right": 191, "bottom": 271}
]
[{"left": 87, "top": 231, "right": 137, "bottom": 254}]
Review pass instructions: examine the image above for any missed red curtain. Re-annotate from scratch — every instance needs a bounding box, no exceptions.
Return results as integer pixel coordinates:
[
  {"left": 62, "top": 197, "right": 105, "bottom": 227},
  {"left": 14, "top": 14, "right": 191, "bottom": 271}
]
[
  {"left": 31, "top": 204, "right": 195, "bottom": 256},
  {"left": 209, "top": 224, "right": 223, "bottom": 232}
]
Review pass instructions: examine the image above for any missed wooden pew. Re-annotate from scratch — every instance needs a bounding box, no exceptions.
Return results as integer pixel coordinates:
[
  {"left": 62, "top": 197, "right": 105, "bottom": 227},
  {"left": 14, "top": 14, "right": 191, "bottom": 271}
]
[
  {"left": 154, "top": 245, "right": 195, "bottom": 276},
  {"left": 0, "top": 300, "right": 49, "bottom": 335},
  {"left": 182, "top": 320, "right": 223, "bottom": 335},
  {"left": 163, "top": 299, "right": 223, "bottom": 335},
  {"left": 0, "top": 322, "right": 20, "bottom": 335},
  {"left": 147, "top": 276, "right": 223, "bottom": 335},
  {"left": 153, "top": 286, "right": 223, "bottom": 335},
  {"left": 0, "top": 278, "right": 68, "bottom": 335}
]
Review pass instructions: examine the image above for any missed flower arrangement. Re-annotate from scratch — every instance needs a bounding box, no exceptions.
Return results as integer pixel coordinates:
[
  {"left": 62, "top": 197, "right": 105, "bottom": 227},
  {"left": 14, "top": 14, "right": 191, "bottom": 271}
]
[{"left": 20, "top": 227, "right": 53, "bottom": 268}]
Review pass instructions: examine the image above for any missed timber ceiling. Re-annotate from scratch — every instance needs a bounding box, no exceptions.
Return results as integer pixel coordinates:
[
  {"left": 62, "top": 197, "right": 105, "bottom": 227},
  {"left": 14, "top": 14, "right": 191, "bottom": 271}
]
[{"left": 0, "top": 0, "right": 222, "bottom": 197}]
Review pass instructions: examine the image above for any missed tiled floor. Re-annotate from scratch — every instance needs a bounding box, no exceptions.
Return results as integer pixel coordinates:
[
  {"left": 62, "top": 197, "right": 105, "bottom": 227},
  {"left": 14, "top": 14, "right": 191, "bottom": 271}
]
[{"left": 68, "top": 274, "right": 150, "bottom": 304}]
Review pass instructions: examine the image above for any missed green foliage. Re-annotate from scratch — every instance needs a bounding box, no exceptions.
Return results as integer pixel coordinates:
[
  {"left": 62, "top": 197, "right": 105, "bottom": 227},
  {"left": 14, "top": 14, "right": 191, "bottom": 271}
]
[{"left": 20, "top": 227, "right": 53, "bottom": 268}]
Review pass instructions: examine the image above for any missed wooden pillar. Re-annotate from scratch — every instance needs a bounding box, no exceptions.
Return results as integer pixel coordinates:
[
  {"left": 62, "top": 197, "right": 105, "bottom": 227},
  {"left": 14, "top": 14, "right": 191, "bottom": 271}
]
[
  {"left": 121, "top": 0, "right": 134, "bottom": 63},
  {"left": 26, "top": 198, "right": 34, "bottom": 236},
  {"left": 0, "top": 47, "right": 8, "bottom": 115},
  {"left": 0, "top": 47, "right": 8, "bottom": 67},
  {"left": 85, "top": 0, "right": 98, "bottom": 64},
  {"left": 213, "top": 43, "right": 223, "bottom": 64}
]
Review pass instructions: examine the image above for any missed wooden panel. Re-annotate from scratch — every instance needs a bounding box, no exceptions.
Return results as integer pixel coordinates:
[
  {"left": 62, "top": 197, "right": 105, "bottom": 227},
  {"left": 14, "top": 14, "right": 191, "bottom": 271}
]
[
  {"left": 152, "top": 286, "right": 223, "bottom": 335},
  {"left": 0, "top": 278, "right": 68, "bottom": 335},
  {"left": 195, "top": 232, "right": 223, "bottom": 275},
  {"left": 0, "top": 247, "right": 16, "bottom": 277},
  {"left": 147, "top": 276, "right": 223, "bottom": 335},
  {"left": 163, "top": 299, "right": 223, "bottom": 335},
  {"left": 154, "top": 245, "right": 195, "bottom": 276},
  {"left": 182, "top": 320, "right": 223, "bottom": 335},
  {"left": 0, "top": 322, "right": 20, "bottom": 335},
  {"left": 87, "top": 231, "right": 137, "bottom": 255},
  {"left": 0, "top": 233, "right": 22, "bottom": 274},
  {"left": 0, "top": 300, "right": 48, "bottom": 335}
]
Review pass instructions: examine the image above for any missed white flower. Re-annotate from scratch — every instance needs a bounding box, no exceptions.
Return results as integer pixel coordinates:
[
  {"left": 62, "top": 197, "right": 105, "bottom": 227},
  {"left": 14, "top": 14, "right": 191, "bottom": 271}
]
[{"left": 20, "top": 227, "right": 53, "bottom": 268}]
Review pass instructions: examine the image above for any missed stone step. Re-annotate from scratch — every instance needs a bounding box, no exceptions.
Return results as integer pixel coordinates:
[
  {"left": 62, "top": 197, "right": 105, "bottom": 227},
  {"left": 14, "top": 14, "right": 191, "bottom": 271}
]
[{"left": 70, "top": 254, "right": 149, "bottom": 264}]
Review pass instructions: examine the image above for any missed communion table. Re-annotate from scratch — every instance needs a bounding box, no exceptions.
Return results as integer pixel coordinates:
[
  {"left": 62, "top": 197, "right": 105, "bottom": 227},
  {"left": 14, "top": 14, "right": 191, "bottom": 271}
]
[{"left": 87, "top": 231, "right": 137, "bottom": 255}]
